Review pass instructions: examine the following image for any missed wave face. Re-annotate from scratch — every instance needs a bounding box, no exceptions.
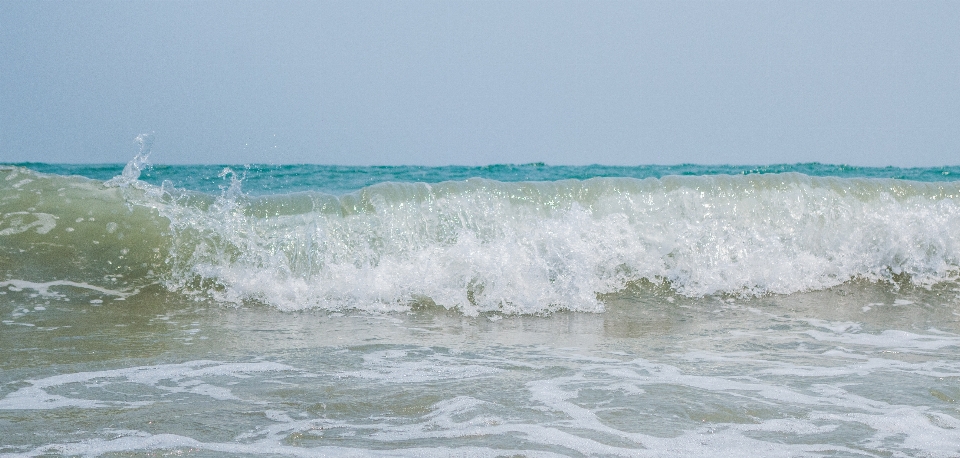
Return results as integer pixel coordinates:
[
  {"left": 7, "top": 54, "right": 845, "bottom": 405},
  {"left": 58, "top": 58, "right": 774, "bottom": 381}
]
[{"left": 3, "top": 164, "right": 960, "bottom": 315}]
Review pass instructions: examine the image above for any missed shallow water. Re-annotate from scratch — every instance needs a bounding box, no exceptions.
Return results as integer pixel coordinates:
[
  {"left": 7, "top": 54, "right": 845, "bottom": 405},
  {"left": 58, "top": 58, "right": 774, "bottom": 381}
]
[
  {"left": 3, "top": 281, "right": 960, "bottom": 457},
  {"left": 3, "top": 160, "right": 960, "bottom": 456}
]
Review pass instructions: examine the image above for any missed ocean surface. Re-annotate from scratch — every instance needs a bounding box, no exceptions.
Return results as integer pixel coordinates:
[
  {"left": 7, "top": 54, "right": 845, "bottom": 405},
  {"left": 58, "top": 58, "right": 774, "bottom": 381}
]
[{"left": 3, "top": 154, "right": 960, "bottom": 457}]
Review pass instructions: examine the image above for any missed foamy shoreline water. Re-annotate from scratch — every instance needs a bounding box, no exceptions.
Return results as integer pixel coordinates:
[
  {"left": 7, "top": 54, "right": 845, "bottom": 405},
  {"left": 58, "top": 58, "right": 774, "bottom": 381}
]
[
  {"left": 2, "top": 284, "right": 959, "bottom": 456},
  {"left": 3, "top": 162, "right": 960, "bottom": 456}
]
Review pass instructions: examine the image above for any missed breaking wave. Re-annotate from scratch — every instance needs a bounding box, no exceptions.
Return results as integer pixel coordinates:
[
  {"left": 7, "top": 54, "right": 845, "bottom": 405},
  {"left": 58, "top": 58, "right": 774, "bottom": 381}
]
[{"left": 3, "top": 161, "right": 960, "bottom": 315}]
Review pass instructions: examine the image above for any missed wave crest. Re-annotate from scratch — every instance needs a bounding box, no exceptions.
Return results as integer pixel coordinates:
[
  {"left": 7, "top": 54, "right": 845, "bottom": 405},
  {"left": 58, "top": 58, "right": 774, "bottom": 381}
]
[
  {"left": 4, "top": 164, "right": 960, "bottom": 315},
  {"left": 155, "top": 173, "right": 960, "bottom": 315}
]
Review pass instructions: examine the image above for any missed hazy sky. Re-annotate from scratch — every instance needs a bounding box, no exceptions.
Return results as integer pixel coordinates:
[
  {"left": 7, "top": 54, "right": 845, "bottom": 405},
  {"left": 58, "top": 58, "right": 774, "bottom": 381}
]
[{"left": 1, "top": 0, "right": 958, "bottom": 166}]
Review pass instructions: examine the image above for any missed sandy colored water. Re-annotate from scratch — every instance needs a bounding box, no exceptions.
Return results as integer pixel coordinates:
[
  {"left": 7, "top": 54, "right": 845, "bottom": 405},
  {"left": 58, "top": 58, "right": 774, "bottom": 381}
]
[{"left": 3, "top": 282, "right": 960, "bottom": 456}]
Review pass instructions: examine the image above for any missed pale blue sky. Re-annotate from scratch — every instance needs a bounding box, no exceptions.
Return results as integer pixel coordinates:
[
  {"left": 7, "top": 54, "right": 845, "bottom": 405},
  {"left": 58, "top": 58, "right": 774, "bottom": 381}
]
[{"left": 1, "top": 0, "right": 958, "bottom": 166}]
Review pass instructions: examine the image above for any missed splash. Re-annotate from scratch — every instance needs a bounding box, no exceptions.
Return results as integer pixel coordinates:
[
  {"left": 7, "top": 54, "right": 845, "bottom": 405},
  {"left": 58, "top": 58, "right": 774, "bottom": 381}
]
[{"left": 104, "top": 133, "right": 154, "bottom": 188}]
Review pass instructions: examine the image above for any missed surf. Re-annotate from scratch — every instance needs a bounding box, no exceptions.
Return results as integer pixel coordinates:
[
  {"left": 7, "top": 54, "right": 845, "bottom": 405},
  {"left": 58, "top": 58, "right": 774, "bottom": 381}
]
[{"left": 2, "top": 162, "right": 960, "bottom": 315}]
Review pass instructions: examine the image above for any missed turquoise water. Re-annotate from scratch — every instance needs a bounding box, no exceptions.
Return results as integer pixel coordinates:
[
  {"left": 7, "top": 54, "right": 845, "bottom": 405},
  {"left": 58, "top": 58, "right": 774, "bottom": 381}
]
[
  {"left": 2, "top": 159, "right": 960, "bottom": 456},
  {"left": 14, "top": 162, "right": 960, "bottom": 196}
]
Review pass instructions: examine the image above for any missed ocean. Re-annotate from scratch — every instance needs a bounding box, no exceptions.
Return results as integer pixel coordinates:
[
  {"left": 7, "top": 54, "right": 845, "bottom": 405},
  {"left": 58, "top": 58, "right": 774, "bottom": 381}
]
[{"left": 3, "top": 154, "right": 960, "bottom": 457}]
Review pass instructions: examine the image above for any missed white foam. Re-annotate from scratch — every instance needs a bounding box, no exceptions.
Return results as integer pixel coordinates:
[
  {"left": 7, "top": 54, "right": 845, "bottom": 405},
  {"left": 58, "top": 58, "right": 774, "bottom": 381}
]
[
  {"left": 0, "top": 212, "right": 57, "bottom": 235},
  {"left": 139, "top": 174, "right": 960, "bottom": 315},
  {"left": 0, "top": 360, "right": 295, "bottom": 410},
  {"left": 341, "top": 348, "right": 502, "bottom": 383},
  {"left": 9, "top": 432, "right": 569, "bottom": 458},
  {"left": 805, "top": 328, "right": 960, "bottom": 351},
  {"left": 811, "top": 409, "right": 960, "bottom": 455},
  {"left": 7, "top": 345, "right": 960, "bottom": 457},
  {"left": 0, "top": 279, "right": 136, "bottom": 301}
]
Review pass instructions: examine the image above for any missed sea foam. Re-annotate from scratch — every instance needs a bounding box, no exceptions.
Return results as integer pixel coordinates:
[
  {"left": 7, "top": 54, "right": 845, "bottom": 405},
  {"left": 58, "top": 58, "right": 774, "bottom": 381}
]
[{"left": 149, "top": 172, "right": 960, "bottom": 315}]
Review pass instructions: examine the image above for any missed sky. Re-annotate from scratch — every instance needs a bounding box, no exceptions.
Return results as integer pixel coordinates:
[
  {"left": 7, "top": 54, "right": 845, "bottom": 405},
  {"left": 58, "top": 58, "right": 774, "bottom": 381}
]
[{"left": 1, "top": 0, "right": 958, "bottom": 166}]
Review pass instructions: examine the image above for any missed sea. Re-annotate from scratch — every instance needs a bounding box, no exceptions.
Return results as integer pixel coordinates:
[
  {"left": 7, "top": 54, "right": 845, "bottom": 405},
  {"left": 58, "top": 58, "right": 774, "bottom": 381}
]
[{"left": 3, "top": 152, "right": 960, "bottom": 456}]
